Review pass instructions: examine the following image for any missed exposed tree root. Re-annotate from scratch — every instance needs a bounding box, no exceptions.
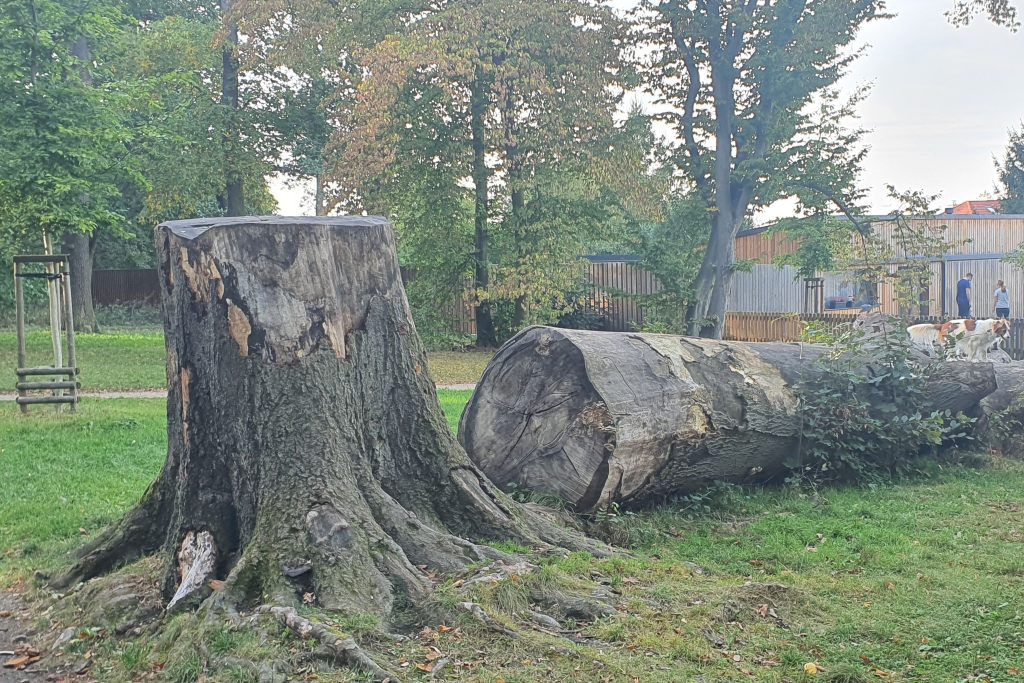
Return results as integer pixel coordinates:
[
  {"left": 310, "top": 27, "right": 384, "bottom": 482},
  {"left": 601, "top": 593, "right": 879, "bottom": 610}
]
[
  {"left": 456, "top": 602, "right": 520, "bottom": 638},
  {"left": 258, "top": 605, "right": 399, "bottom": 682}
]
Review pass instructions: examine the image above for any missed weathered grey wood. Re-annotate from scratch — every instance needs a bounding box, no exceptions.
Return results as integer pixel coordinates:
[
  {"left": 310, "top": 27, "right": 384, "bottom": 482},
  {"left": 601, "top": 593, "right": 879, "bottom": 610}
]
[
  {"left": 976, "top": 362, "right": 1024, "bottom": 457},
  {"left": 52, "top": 216, "right": 601, "bottom": 625},
  {"left": 14, "top": 260, "right": 27, "bottom": 414},
  {"left": 16, "top": 396, "right": 78, "bottom": 405},
  {"left": 460, "top": 327, "right": 998, "bottom": 512},
  {"left": 16, "top": 367, "right": 78, "bottom": 376},
  {"left": 16, "top": 381, "right": 79, "bottom": 391}
]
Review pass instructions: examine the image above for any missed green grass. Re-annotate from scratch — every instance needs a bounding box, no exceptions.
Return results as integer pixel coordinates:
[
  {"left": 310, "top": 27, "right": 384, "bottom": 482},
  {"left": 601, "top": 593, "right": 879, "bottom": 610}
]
[
  {"left": 0, "top": 331, "right": 493, "bottom": 391},
  {"left": 0, "top": 330, "right": 167, "bottom": 391},
  {"left": 438, "top": 389, "right": 473, "bottom": 432},
  {"left": 3, "top": 397, "right": 1024, "bottom": 682}
]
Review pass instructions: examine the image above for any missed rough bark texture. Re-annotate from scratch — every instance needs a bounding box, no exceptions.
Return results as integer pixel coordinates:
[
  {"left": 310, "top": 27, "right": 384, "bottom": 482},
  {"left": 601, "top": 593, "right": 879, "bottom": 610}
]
[
  {"left": 63, "top": 232, "right": 98, "bottom": 333},
  {"left": 220, "top": 0, "right": 244, "bottom": 217},
  {"left": 460, "top": 327, "right": 997, "bottom": 512},
  {"left": 53, "top": 217, "right": 597, "bottom": 627},
  {"left": 976, "top": 361, "right": 1024, "bottom": 457},
  {"left": 470, "top": 69, "right": 497, "bottom": 348}
]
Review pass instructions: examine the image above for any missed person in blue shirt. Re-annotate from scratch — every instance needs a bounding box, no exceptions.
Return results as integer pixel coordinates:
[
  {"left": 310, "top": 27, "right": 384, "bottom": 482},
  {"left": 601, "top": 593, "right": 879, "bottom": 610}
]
[
  {"left": 956, "top": 273, "right": 973, "bottom": 318},
  {"left": 994, "top": 280, "right": 1011, "bottom": 318}
]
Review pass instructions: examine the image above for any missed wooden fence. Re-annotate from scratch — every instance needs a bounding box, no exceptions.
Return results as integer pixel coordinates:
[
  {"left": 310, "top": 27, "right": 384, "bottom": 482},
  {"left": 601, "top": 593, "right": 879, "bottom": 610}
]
[
  {"left": 725, "top": 311, "right": 1024, "bottom": 359},
  {"left": 92, "top": 269, "right": 161, "bottom": 306},
  {"left": 89, "top": 262, "right": 662, "bottom": 334}
]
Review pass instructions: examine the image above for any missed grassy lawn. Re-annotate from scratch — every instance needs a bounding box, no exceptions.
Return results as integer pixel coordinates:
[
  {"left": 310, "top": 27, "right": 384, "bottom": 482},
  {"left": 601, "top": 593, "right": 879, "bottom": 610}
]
[
  {"left": 3, "top": 398, "right": 1024, "bottom": 682},
  {"left": 0, "top": 330, "right": 167, "bottom": 392},
  {"left": 0, "top": 331, "right": 492, "bottom": 391}
]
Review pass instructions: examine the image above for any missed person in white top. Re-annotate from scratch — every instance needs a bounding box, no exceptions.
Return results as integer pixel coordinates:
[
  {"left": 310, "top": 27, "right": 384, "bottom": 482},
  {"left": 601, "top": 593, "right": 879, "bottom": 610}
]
[{"left": 994, "top": 280, "right": 1011, "bottom": 319}]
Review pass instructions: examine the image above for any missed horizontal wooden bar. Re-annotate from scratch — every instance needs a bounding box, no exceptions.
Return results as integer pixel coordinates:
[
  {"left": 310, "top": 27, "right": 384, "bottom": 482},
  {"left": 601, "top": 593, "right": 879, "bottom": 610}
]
[
  {"left": 16, "top": 367, "right": 79, "bottom": 376},
  {"left": 16, "top": 381, "right": 79, "bottom": 391},
  {"left": 13, "top": 254, "right": 70, "bottom": 264},
  {"left": 15, "top": 396, "right": 79, "bottom": 405}
]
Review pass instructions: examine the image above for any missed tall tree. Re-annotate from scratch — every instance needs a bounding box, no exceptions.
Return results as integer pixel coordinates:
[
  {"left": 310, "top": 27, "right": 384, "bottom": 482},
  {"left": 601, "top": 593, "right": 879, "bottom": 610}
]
[
  {"left": 635, "top": 0, "right": 885, "bottom": 338},
  {"left": 997, "top": 125, "right": 1024, "bottom": 213},
  {"left": 947, "top": 0, "right": 1019, "bottom": 30},
  {"left": 332, "top": 0, "right": 633, "bottom": 346},
  {"left": 106, "top": 9, "right": 275, "bottom": 227},
  {"left": 0, "top": 0, "right": 137, "bottom": 332}
]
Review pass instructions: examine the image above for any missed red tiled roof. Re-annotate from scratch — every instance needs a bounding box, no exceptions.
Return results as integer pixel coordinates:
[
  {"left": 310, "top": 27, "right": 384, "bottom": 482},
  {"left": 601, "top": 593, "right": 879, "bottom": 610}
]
[{"left": 951, "top": 200, "right": 1002, "bottom": 215}]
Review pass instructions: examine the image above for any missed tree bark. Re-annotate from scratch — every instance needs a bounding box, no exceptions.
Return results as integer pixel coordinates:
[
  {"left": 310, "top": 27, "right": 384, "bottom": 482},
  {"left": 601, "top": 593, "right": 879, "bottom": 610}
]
[
  {"left": 63, "top": 231, "right": 98, "bottom": 333},
  {"left": 314, "top": 173, "right": 326, "bottom": 216},
  {"left": 459, "top": 327, "right": 997, "bottom": 512},
  {"left": 52, "top": 217, "right": 598, "bottom": 626},
  {"left": 64, "top": 36, "right": 99, "bottom": 333},
  {"left": 976, "top": 361, "right": 1024, "bottom": 457},
  {"left": 220, "top": 0, "right": 244, "bottom": 217},
  {"left": 470, "top": 71, "right": 497, "bottom": 348}
]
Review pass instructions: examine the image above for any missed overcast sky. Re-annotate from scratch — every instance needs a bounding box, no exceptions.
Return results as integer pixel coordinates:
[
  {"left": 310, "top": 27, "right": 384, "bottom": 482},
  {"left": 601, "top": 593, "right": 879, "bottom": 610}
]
[{"left": 270, "top": 0, "right": 1024, "bottom": 217}]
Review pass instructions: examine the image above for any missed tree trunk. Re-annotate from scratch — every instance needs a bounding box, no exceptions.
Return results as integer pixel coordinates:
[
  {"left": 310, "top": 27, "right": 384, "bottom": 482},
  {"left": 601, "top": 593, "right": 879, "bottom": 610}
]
[
  {"left": 976, "top": 361, "right": 1024, "bottom": 457},
  {"left": 63, "top": 232, "right": 98, "bottom": 333},
  {"left": 65, "top": 37, "right": 99, "bottom": 334},
  {"left": 220, "top": 0, "right": 244, "bottom": 217},
  {"left": 53, "top": 217, "right": 598, "bottom": 627},
  {"left": 460, "top": 327, "right": 997, "bottom": 512},
  {"left": 470, "top": 74, "right": 497, "bottom": 348},
  {"left": 314, "top": 173, "right": 326, "bottom": 216}
]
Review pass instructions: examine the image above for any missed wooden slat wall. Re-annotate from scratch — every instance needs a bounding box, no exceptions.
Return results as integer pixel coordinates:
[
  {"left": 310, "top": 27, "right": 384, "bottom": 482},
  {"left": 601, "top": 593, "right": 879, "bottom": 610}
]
[
  {"left": 873, "top": 218, "right": 1024, "bottom": 255},
  {"left": 587, "top": 261, "right": 661, "bottom": 331},
  {"left": 725, "top": 311, "right": 1024, "bottom": 359},
  {"left": 735, "top": 231, "right": 802, "bottom": 264},
  {"left": 92, "top": 269, "right": 161, "bottom": 306},
  {"left": 731, "top": 265, "right": 803, "bottom": 313}
]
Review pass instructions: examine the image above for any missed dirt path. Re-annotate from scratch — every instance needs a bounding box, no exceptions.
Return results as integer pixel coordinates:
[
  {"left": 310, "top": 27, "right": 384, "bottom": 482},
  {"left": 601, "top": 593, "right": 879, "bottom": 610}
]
[
  {"left": 0, "top": 384, "right": 477, "bottom": 402},
  {"left": 0, "top": 590, "right": 93, "bottom": 683}
]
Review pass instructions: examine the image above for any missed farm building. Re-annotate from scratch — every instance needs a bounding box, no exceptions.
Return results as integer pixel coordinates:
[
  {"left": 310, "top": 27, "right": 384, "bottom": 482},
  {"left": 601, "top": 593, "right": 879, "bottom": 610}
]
[{"left": 730, "top": 214, "right": 1024, "bottom": 318}]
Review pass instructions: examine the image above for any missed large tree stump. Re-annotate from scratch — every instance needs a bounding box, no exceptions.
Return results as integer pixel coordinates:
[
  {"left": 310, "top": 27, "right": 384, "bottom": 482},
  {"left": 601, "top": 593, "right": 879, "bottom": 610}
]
[
  {"left": 54, "top": 217, "right": 596, "bottom": 626},
  {"left": 459, "top": 327, "right": 997, "bottom": 512}
]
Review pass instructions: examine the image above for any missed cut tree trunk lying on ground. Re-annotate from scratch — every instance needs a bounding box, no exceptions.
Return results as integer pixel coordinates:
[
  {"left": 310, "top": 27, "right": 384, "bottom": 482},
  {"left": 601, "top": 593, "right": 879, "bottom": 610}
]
[
  {"left": 976, "top": 361, "right": 1024, "bottom": 457},
  {"left": 459, "top": 327, "right": 997, "bottom": 512},
  {"left": 53, "top": 217, "right": 604, "bottom": 635}
]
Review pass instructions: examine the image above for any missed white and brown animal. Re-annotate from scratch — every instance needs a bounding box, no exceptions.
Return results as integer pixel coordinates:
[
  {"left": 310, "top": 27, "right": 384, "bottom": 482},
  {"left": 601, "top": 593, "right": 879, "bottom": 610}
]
[
  {"left": 907, "top": 322, "right": 948, "bottom": 356},
  {"left": 941, "top": 318, "right": 1011, "bottom": 361},
  {"left": 907, "top": 318, "right": 1010, "bottom": 361}
]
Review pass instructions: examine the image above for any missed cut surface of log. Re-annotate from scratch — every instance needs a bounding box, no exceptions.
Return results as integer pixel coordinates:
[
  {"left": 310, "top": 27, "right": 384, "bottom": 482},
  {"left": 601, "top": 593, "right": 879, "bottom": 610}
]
[
  {"left": 52, "top": 217, "right": 601, "bottom": 627},
  {"left": 460, "top": 327, "right": 997, "bottom": 511}
]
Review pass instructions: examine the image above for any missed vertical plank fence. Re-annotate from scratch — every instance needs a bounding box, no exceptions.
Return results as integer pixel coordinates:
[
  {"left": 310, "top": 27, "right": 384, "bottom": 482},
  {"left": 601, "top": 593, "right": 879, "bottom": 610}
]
[{"left": 724, "top": 311, "right": 1024, "bottom": 359}]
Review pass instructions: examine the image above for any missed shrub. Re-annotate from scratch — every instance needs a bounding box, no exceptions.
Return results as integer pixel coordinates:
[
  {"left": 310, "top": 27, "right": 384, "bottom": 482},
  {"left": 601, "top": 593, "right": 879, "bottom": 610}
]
[{"left": 790, "top": 317, "right": 975, "bottom": 484}]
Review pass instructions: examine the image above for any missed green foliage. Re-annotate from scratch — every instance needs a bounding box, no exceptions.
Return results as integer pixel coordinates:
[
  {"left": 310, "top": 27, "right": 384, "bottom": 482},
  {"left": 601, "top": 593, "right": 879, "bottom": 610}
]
[
  {"left": 947, "top": 0, "right": 1020, "bottom": 29},
  {"left": 106, "top": 13, "right": 275, "bottom": 224},
  {"left": 793, "top": 320, "right": 975, "bottom": 485},
  {"left": 636, "top": 1, "right": 885, "bottom": 335},
  {"left": 335, "top": 0, "right": 647, "bottom": 341},
  {"left": 997, "top": 123, "right": 1024, "bottom": 215},
  {"left": 629, "top": 199, "right": 711, "bottom": 334},
  {"left": 0, "top": 0, "right": 139, "bottom": 245},
  {"left": 773, "top": 217, "right": 853, "bottom": 280}
]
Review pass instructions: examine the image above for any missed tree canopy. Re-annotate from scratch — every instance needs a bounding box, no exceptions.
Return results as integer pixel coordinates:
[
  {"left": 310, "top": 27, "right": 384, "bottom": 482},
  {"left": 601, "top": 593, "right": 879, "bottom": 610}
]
[
  {"left": 998, "top": 125, "right": 1024, "bottom": 214},
  {"left": 634, "top": 0, "right": 886, "bottom": 338},
  {"left": 332, "top": 0, "right": 646, "bottom": 345},
  {"left": 0, "top": 0, "right": 137, "bottom": 246}
]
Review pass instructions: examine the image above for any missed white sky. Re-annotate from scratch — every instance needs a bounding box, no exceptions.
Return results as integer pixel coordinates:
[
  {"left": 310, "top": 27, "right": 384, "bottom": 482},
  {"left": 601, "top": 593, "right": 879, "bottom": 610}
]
[{"left": 270, "top": 0, "right": 1024, "bottom": 218}]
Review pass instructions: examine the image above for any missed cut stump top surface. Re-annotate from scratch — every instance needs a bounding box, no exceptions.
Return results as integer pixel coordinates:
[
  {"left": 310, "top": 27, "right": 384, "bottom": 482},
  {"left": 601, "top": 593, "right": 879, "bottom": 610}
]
[{"left": 158, "top": 215, "right": 391, "bottom": 240}]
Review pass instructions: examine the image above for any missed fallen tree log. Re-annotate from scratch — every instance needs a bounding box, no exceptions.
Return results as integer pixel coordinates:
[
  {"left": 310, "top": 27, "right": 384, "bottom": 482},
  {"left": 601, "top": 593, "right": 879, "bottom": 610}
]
[
  {"left": 976, "top": 362, "right": 1024, "bottom": 458},
  {"left": 459, "top": 327, "right": 997, "bottom": 512}
]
